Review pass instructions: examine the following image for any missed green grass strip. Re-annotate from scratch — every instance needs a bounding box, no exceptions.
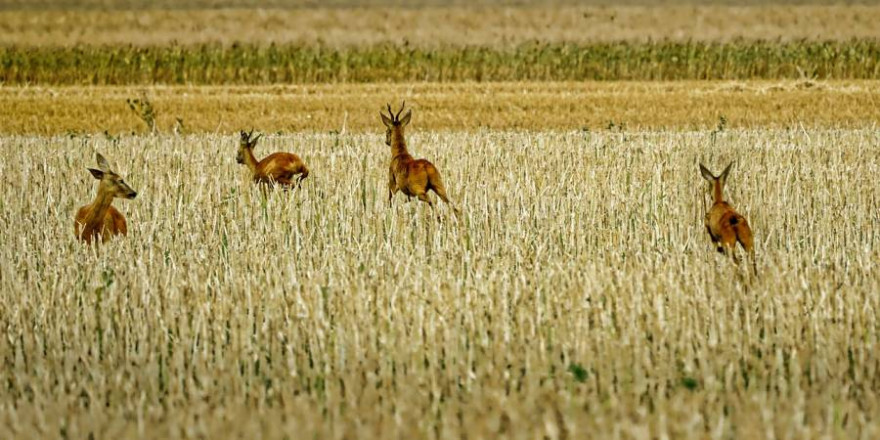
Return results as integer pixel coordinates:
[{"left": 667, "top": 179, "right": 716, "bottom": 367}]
[{"left": 3, "top": 40, "right": 880, "bottom": 85}]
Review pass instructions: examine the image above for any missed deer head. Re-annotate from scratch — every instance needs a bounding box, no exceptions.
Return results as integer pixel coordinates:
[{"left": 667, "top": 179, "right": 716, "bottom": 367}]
[
  {"left": 88, "top": 153, "right": 137, "bottom": 199},
  {"left": 700, "top": 162, "right": 733, "bottom": 203},
  {"left": 699, "top": 162, "right": 732, "bottom": 185},
  {"left": 237, "top": 129, "right": 263, "bottom": 164},
  {"left": 380, "top": 101, "right": 411, "bottom": 146}
]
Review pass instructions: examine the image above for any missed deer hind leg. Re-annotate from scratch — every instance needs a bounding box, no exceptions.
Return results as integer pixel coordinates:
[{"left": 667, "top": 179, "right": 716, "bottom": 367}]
[
  {"left": 416, "top": 192, "right": 435, "bottom": 209},
  {"left": 727, "top": 242, "right": 740, "bottom": 266},
  {"left": 418, "top": 192, "right": 447, "bottom": 221},
  {"left": 735, "top": 223, "right": 757, "bottom": 276},
  {"left": 717, "top": 227, "right": 740, "bottom": 265},
  {"left": 428, "top": 173, "right": 460, "bottom": 216},
  {"left": 432, "top": 186, "right": 460, "bottom": 216}
]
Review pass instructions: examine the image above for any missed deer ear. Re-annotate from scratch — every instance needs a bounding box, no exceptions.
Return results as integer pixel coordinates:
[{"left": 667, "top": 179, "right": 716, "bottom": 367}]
[
  {"left": 88, "top": 168, "right": 105, "bottom": 180},
  {"left": 399, "top": 109, "right": 412, "bottom": 126},
  {"left": 380, "top": 112, "right": 393, "bottom": 128},
  {"left": 699, "top": 164, "right": 715, "bottom": 181},
  {"left": 96, "top": 153, "right": 111, "bottom": 171},
  {"left": 719, "top": 162, "right": 733, "bottom": 183}
]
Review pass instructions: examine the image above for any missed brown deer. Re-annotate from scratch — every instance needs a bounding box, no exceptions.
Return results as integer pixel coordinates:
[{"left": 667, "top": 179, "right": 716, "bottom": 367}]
[
  {"left": 382, "top": 102, "right": 459, "bottom": 217},
  {"left": 700, "top": 162, "right": 756, "bottom": 274},
  {"left": 237, "top": 130, "right": 309, "bottom": 189},
  {"left": 74, "top": 153, "right": 137, "bottom": 243}
]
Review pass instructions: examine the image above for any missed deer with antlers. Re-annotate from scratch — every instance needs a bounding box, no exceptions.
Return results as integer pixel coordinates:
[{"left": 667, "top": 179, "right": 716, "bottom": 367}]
[
  {"left": 237, "top": 130, "right": 309, "bottom": 189},
  {"left": 382, "top": 102, "right": 459, "bottom": 217},
  {"left": 700, "top": 162, "right": 757, "bottom": 274},
  {"left": 74, "top": 153, "right": 138, "bottom": 243}
]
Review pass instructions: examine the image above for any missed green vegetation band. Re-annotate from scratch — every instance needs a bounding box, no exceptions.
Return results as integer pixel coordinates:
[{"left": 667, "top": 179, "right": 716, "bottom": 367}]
[{"left": 2, "top": 41, "right": 880, "bottom": 85}]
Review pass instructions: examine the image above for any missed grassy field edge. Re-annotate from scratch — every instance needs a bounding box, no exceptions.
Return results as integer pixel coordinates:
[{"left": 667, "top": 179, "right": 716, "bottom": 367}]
[
  {"left": 3, "top": 40, "right": 880, "bottom": 85},
  {"left": 2, "top": 81, "right": 879, "bottom": 135}
]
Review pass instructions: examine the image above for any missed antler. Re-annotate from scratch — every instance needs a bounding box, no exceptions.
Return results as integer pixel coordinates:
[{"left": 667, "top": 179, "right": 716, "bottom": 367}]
[
  {"left": 386, "top": 103, "right": 396, "bottom": 120},
  {"left": 396, "top": 100, "right": 405, "bottom": 120}
]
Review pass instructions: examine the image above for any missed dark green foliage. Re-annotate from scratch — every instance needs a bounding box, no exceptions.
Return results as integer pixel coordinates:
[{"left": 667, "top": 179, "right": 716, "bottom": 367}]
[
  {"left": 681, "top": 376, "right": 699, "bottom": 390},
  {"left": 2, "top": 40, "right": 880, "bottom": 85},
  {"left": 568, "top": 363, "right": 588, "bottom": 383}
]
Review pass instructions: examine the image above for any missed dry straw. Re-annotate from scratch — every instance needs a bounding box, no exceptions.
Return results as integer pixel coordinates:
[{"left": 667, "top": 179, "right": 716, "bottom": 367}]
[{"left": 0, "top": 128, "right": 878, "bottom": 438}]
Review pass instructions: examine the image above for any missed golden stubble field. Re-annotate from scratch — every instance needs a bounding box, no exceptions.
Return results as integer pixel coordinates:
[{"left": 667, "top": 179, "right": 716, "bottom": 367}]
[
  {"left": 1, "top": 128, "right": 878, "bottom": 438},
  {"left": 3, "top": 81, "right": 880, "bottom": 135}
]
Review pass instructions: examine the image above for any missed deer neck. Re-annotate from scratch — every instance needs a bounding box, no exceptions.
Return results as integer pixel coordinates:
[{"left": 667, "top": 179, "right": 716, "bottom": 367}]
[
  {"left": 81, "top": 186, "right": 115, "bottom": 239},
  {"left": 390, "top": 129, "right": 409, "bottom": 158},
  {"left": 242, "top": 148, "right": 260, "bottom": 174},
  {"left": 712, "top": 180, "right": 724, "bottom": 204}
]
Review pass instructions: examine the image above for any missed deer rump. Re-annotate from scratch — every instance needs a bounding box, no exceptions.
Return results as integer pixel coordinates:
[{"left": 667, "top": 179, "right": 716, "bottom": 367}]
[
  {"left": 705, "top": 202, "right": 752, "bottom": 253},
  {"left": 391, "top": 157, "right": 445, "bottom": 197}
]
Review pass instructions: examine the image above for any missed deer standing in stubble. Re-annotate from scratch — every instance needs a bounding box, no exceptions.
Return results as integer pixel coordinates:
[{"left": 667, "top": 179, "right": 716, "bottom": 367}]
[
  {"left": 74, "top": 153, "right": 138, "bottom": 244},
  {"left": 700, "top": 162, "right": 757, "bottom": 274},
  {"left": 237, "top": 130, "right": 309, "bottom": 189},
  {"left": 382, "top": 102, "right": 459, "bottom": 217}
]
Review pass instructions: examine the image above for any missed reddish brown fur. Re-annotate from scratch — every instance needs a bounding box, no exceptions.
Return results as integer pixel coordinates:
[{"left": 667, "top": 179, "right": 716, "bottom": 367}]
[
  {"left": 75, "top": 205, "right": 127, "bottom": 243},
  {"left": 74, "top": 153, "right": 137, "bottom": 244},
  {"left": 700, "top": 162, "right": 756, "bottom": 274},
  {"left": 237, "top": 130, "right": 309, "bottom": 188},
  {"left": 382, "top": 102, "right": 459, "bottom": 217}
]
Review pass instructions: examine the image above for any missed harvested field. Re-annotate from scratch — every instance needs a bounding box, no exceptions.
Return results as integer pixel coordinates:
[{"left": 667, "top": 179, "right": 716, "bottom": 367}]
[
  {"left": 2, "top": 81, "right": 879, "bottom": 135},
  {"left": 1, "top": 129, "right": 878, "bottom": 438},
  {"left": 2, "top": 2, "right": 879, "bottom": 439}
]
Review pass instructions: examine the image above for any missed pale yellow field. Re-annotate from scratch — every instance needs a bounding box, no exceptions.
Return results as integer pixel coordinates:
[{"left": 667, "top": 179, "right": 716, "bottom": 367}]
[
  {"left": 0, "top": 128, "right": 878, "bottom": 438},
  {"left": 2, "top": 5, "right": 879, "bottom": 47},
  {"left": 3, "top": 81, "right": 880, "bottom": 135},
  {"left": 2, "top": 2, "right": 880, "bottom": 437}
]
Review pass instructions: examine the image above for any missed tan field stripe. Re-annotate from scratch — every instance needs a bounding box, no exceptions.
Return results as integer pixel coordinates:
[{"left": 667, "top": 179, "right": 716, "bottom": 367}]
[
  {"left": 2, "top": 5, "right": 880, "bottom": 47},
  {"left": 2, "top": 81, "right": 879, "bottom": 135}
]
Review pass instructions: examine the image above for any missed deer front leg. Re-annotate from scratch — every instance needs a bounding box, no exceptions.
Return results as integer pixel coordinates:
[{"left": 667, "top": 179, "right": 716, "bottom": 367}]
[
  {"left": 388, "top": 169, "right": 401, "bottom": 206},
  {"left": 275, "top": 177, "right": 293, "bottom": 189},
  {"left": 706, "top": 225, "right": 724, "bottom": 253}
]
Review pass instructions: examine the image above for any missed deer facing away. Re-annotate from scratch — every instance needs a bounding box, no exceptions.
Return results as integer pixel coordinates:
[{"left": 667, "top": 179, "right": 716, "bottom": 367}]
[
  {"left": 700, "top": 162, "right": 756, "bottom": 274},
  {"left": 237, "top": 130, "right": 309, "bottom": 188},
  {"left": 74, "top": 153, "right": 137, "bottom": 243},
  {"left": 382, "top": 102, "right": 459, "bottom": 216}
]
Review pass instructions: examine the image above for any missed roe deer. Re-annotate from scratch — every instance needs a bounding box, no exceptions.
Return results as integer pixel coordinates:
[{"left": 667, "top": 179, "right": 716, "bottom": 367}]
[
  {"left": 74, "top": 153, "right": 137, "bottom": 243},
  {"left": 700, "top": 162, "right": 756, "bottom": 274},
  {"left": 237, "top": 130, "right": 309, "bottom": 189},
  {"left": 382, "top": 102, "right": 459, "bottom": 216}
]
